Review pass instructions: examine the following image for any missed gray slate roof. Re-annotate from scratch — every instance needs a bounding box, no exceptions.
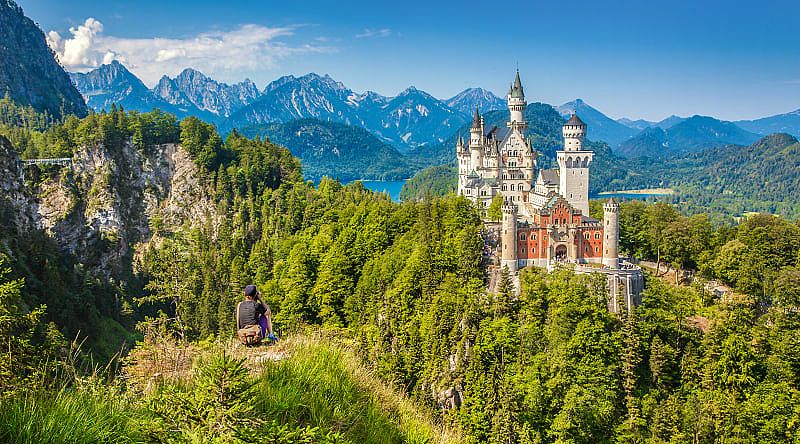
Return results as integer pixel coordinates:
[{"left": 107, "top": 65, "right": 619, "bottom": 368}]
[{"left": 539, "top": 169, "right": 559, "bottom": 185}]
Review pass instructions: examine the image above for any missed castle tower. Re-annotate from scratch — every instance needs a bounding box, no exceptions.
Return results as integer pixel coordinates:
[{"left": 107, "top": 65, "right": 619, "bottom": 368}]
[
  {"left": 603, "top": 198, "right": 620, "bottom": 269},
  {"left": 501, "top": 200, "right": 518, "bottom": 272},
  {"left": 456, "top": 135, "right": 468, "bottom": 195},
  {"left": 507, "top": 70, "right": 528, "bottom": 132},
  {"left": 469, "top": 107, "right": 483, "bottom": 171},
  {"left": 557, "top": 114, "right": 593, "bottom": 216}
]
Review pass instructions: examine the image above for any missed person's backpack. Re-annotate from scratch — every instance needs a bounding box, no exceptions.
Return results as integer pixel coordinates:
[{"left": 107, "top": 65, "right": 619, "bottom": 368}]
[{"left": 235, "top": 302, "right": 262, "bottom": 346}]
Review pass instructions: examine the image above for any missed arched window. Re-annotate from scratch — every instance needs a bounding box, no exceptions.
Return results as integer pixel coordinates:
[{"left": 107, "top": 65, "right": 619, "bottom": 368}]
[
  {"left": 519, "top": 182, "right": 525, "bottom": 191},
  {"left": 532, "top": 234, "right": 537, "bottom": 240},
  {"left": 585, "top": 233, "right": 590, "bottom": 239},
  {"left": 510, "top": 184, "right": 515, "bottom": 191},
  {"left": 502, "top": 185, "right": 507, "bottom": 191},
  {"left": 520, "top": 233, "right": 526, "bottom": 241},
  {"left": 595, "top": 233, "right": 601, "bottom": 239}
]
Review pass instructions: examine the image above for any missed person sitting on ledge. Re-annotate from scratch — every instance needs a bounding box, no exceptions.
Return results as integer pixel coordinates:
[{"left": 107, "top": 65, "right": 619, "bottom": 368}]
[{"left": 235, "top": 284, "right": 277, "bottom": 345}]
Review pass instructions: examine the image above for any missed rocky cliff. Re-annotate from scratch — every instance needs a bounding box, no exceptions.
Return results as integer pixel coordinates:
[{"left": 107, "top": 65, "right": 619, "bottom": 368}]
[
  {"left": 2, "top": 136, "right": 216, "bottom": 280},
  {"left": 0, "top": 135, "right": 36, "bottom": 232}
]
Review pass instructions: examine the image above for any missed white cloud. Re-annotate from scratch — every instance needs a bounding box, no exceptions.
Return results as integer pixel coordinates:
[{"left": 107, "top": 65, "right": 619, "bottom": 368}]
[
  {"left": 355, "top": 28, "right": 392, "bottom": 38},
  {"left": 47, "top": 18, "right": 334, "bottom": 85}
]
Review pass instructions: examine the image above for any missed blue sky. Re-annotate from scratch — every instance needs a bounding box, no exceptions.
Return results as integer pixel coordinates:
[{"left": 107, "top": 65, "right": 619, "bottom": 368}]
[{"left": 19, "top": 0, "right": 800, "bottom": 121}]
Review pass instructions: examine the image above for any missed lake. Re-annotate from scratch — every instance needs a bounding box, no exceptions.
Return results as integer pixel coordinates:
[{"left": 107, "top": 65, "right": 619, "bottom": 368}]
[
  {"left": 594, "top": 188, "right": 674, "bottom": 200},
  {"left": 356, "top": 180, "right": 407, "bottom": 202},
  {"left": 593, "top": 192, "right": 672, "bottom": 200}
]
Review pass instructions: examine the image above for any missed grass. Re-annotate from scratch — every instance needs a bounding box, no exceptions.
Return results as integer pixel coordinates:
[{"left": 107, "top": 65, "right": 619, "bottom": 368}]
[
  {"left": 0, "top": 387, "right": 146, "bottom": 444},
  {"left": 254, "top": 335, "right": 461, "bottom": 444},
  {"left": 0, "top": 332, "right": 462, "bottom": 444}
]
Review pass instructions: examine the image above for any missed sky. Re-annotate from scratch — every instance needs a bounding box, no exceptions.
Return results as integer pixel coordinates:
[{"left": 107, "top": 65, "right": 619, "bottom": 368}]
[{"left": 18, "top": 0, "right": 800, "bottom": 121}]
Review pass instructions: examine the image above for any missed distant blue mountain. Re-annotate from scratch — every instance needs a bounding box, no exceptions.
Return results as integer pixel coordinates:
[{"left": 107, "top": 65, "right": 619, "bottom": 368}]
[
  {"left": 223, "top": 75, "right": 469, "bottom": 152},
  {"left": 618, "top": 115, "right": 761, "bottom": 158},
  {"left": 617, "top": 115, "right": 687, "bottom": 131},
  {"left": 445, "top": 88, "right": 505, "bottom": 115},
  {"left": 735, "top": 109, "right": 800, "bottom": 138},
  {"left": 556, "top": 99, "right": 639, "bottom": 147}
]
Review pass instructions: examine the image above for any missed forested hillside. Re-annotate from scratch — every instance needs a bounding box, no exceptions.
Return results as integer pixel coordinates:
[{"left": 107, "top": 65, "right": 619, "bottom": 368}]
[
  {"left": 622, "top": 133, "right": 800, "bottom": 218},
  {"left": 238, "top": 118, "right": 416, "bottom": 182},
  {"left": 2, "top": 104, "right": 800, "bottom": 442}
]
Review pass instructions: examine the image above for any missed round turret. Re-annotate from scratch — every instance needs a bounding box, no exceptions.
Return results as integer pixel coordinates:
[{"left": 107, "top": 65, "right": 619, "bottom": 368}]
[
  {"left": 562, "top": 114, "right": 586, "bottom": 151},
  {"left": 501, "top": 200, "right": 518, "bottom": 272},
  {"left": 603, "top": 198, "right": 620, "bottom": 269}
]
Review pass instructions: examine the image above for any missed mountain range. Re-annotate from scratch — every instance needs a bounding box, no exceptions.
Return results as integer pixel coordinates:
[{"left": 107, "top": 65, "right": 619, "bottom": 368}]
[
  {"left": 71, "top": 62, "right": 488, "bottom": 152},
  {"left": 617, "top": 115, "right": 761, "bottom": 158},
  {"left": 68, "top": 61, "right": 800, "bottom": 162}
]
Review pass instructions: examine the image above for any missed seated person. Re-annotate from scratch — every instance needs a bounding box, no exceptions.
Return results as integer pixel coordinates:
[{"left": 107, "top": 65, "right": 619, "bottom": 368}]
[{"left": 236, "top": 284, "right": 277, "bottom": 342}]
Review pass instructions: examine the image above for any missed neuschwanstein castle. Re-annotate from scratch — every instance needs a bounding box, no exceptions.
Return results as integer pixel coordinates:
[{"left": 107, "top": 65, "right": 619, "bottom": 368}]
[{"left": 457, "top": 71, "right": 643, "bottom": 310}]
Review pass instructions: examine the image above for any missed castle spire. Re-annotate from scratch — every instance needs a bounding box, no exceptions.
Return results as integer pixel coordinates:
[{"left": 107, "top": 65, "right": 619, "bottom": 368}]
[
  {"left": 510, "top": 69, "right": 524, "bottom": 99},
  {"left": 472, "top": 105, "right": 481, "bottom": 128}
]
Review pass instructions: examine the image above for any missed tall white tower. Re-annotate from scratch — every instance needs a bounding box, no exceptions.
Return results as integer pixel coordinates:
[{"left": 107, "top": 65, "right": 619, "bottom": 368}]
[
  {"left": 507, "top": 70, "right": 527, "bottom": 132},
  {"left": 557, "top": 114, "right": 593, "bottom": 216},
  {"left": 469, "top": 107, "right": 483, "bottom": 171},
  {"left": 456, "top": 135, "right": 469, "bottom": 196},
  {"left": 603, "top": 198, "right": 620, "bottom": 269}
]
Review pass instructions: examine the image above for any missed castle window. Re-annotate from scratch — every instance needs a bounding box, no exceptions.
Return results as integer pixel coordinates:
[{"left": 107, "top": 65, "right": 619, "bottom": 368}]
[
  {"left": 510, "top": 184, "right": 515, "bottom": 191},
  {"left": 531, "top": 247, "right": 535, "bottom": 253},
  {"left": 595, "top": 247, "right": 599, "bottom": 252},
  {"left": 520, "top": 233, "right": 526, "bottom": 241},
  {"left": 522, "top": 248, "right": 526, "bottom": 254},
  {"left": 585, "top": 233, "right": 590, "bottom": 239},
  {"left": 532, "top": 234, "right": 537, "bottom": 240},
  {"left": 595, "top": 233, "right": 601, "bottom": 239}
]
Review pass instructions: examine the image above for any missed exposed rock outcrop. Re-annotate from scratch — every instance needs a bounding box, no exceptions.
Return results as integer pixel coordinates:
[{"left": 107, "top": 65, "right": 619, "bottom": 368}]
[
  {"left": 34, "top": 140, "right": 217, "bottom": 279},
  {"left": 0, "top": 135, "right": 36, "bottom": 233}
]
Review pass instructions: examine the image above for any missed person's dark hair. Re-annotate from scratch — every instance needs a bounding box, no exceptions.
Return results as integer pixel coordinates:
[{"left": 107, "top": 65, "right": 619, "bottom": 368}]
[{"left": 244, "top": 284, "right": 257, "bottom": 298}]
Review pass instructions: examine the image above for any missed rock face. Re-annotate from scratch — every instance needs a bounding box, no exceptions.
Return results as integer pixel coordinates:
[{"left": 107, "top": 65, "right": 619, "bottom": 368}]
[
  {"left": 31, "top": 140, "right": 216, "bottom": 279},
  {"left": 0, "top": 135, "right": 36, "bottom": 232},
  {"left": 0, "top": 0, "right": 87, "bottom": 118}
]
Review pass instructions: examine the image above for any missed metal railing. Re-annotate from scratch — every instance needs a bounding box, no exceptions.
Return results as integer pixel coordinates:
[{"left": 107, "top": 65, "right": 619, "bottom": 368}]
[{"left": 22, "top": 158, "right": 72, "bottom": 166}]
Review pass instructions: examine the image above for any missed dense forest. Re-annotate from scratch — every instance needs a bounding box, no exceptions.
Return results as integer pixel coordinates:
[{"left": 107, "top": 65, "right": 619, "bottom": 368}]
[{"left": 2, "top": 105, "right": 800, "bottom": 442}]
